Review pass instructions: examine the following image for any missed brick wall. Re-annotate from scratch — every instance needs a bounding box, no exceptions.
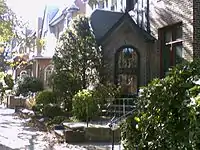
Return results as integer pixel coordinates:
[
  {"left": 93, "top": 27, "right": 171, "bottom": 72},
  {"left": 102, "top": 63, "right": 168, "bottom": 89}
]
[
  {"left": 150, "top": 0, "right": 193, "bottom": 61},
  {"left": 193, "top": 0, "right": 200, "bottom": 58}
]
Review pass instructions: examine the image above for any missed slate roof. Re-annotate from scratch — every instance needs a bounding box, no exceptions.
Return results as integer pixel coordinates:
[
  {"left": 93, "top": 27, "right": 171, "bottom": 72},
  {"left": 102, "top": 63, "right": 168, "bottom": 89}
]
[
  {"left": 90, "top": 9, "right": 155, "bottom": 44},
  {"left": 90, "top": 9, "right": 124, "bottom": 41}
]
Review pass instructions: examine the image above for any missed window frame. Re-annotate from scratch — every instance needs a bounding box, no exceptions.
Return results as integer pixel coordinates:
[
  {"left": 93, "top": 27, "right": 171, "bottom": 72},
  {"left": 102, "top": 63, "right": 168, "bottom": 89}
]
[{"left": 159, "top": 22, "right": 183, "bottom": 77}]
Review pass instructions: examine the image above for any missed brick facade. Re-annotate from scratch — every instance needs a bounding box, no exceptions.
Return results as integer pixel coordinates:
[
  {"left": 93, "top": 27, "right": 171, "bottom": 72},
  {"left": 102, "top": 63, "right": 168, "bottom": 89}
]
[
  {"left": 193, "top": 0, "right": 200, "bottom": 58},
  {"left": 149, "top": 0, "right": 193, "bottom": 61}
]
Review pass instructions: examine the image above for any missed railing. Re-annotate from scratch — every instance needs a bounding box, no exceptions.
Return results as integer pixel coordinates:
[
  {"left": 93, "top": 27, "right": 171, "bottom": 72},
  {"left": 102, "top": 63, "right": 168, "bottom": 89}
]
[{"left": 106, "top": 95, "right": 138, "bottom": 150}]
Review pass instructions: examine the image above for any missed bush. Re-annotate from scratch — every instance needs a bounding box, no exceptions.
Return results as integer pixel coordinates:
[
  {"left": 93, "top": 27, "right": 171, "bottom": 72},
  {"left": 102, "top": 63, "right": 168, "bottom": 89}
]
[
  {"left": 32, "top": 104, "right": 44, "bottom": 115},
  {"left": 4, "top": 74, "right": 14, "bottom": 89},
  {"left": 93, "top": 83, "right": 121, "bottom": 106},
  {"left": 46, "top": 116, "right": 66, "bottom": 126},
  {"left": 15, "top": 76, "right": 43, "bottom": 96},
  {"left": 121, "top": 60, "right": 200, "bottom": 149},
  {"left": 43, "top": 104, "right": 64, "bottom": 118},
  {"left": 36, "top": 91, "right": 57, "bottom": 105},
  {"left": 26, "top": 97, "right": 36, "bottom": 109},
  {"left": 72, "top": 89, "right": 99, "bottom": 121}
]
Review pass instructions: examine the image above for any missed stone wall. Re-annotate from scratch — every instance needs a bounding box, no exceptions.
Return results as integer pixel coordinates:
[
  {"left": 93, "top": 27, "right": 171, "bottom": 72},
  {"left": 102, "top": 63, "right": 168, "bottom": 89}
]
[{"left": 102, "top": 19, "right": 158, "bottom": 87}]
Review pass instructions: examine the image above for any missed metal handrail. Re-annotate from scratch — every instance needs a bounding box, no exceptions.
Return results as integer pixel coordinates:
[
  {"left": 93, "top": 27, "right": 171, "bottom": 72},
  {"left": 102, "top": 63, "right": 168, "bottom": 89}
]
[{"left": 108, "top": 108, "right": 135, "bottom": 130}]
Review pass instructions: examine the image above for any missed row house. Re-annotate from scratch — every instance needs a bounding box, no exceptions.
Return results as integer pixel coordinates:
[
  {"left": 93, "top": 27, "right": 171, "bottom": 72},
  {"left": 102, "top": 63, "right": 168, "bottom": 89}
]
[
  {"left": 87, "top": 0, "right": 195, "bottom": 95},
  {"left": 17, "top": 0, "right": 199, "bottom": 94}
]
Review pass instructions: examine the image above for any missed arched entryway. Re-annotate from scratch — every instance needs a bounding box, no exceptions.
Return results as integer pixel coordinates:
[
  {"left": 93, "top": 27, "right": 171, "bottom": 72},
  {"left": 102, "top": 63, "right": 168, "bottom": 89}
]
[
  {"left": 44, "top": 65, "right": 54, "bottom": 86},
  {"left": 115, "top": 46, "right": 139, "bottom": 95}
]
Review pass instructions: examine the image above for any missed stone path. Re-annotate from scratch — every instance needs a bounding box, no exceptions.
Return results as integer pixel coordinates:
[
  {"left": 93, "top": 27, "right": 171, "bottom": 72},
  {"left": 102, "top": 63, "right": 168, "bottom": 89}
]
[{"left": 0, "top": 105, "right": 121, "bottom": 150}]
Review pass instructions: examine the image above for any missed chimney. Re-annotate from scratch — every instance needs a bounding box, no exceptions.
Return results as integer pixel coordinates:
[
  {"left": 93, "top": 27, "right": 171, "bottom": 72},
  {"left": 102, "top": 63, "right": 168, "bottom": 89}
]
[{"left": 125, "top": 0, "right": 136, "bottom": 12}]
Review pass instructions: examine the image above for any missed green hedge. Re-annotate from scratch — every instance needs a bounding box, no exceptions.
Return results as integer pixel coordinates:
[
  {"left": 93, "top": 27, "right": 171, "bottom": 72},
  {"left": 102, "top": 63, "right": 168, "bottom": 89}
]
[
  {"left": 43, "top": 104, "right": 64, "bottom": 118},
  {"left": 36, "top": 91, "right": 57, "bottom": 105},
  {"left": 72, "top": 89, "right": 99, "bottom": 121},
  {"left": 121, "top": 60, "right": 200, "bottom": 149}
]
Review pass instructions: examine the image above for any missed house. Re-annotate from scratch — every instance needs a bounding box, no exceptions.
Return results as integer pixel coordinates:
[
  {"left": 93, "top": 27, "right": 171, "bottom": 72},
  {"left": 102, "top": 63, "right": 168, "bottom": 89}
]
[
  {"left": 85, "top": 0, "right": 195, "bottom": 94},
  {"left": 15, "top": 0, "right": 87, "bottom": 87},
  {"left": 18, "top": 0, "right": 199, "bottom": 94}
]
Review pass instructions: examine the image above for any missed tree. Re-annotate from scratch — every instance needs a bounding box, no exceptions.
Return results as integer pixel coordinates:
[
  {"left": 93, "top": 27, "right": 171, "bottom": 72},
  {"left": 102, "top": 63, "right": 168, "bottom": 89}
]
[
  {"left": 0, "top": 0, "right": 23, "bottom": 72},
  {"left": 0, "top": 0, "right": 16, "bottom": 42},
  {"left": 121, "top": 60, "right": 200, "bottom": 149},
  {"left": 52, "top": 16, "right": 103, "bottom": 110}
]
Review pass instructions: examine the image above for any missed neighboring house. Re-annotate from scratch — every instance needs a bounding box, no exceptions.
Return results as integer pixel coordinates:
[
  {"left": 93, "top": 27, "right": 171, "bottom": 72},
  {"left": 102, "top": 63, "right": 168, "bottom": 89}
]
[
  {"left": 25, "top": 0, "right": 87, "bottom": 88},
  {"left": 4, "top": 28, "right": 36, "bottom": 80}
]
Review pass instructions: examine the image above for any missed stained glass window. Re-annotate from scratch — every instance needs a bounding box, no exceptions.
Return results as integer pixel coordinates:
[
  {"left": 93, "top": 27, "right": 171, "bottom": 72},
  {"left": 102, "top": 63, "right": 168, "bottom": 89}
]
[{"left": 116, "top": 47, "right": 138, "bottom": 94}]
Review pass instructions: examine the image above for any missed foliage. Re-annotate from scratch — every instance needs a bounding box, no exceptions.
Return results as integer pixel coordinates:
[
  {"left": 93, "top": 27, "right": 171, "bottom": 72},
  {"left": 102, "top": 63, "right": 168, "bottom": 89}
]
[
  {"left": 72, "top": 89, "right": 99, "bottom": 121},
  {"left": 35, "top": 90, "right": 57, "bottom": 105},
  {"left": 0, "top": 0, "right": 16, "bottom": 42},
  {"left": 43, "top": 104, "right": 64, "bottom": 118},
  {"left": 46, "top": 116, "right": 66, "bottom": 126},
  {"left": 3, "top": 74, "right": 14, "bottom": 89},
  {"left": 121, "top": 60, "right": 200, "bottom": 150},
  {"left": 32, "top": 104, "right": 43, "bottom": 115},
  {"left": 93, "top": 83, "right": 122, "bottom": 106},
  {"left": 25, "top": 97, "right": 36, "bottom": 110},
  {"left": 15, "top": 76, "right": 43, "bottom": 96},
  {"left": 52, "top": 16, "right": 103, "bottom": 110}
]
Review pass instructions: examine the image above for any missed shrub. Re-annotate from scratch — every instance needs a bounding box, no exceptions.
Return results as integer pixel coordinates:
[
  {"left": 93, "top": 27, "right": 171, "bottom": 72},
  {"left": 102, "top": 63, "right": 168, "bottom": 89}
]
[
  {"left": 36, "top": 91, "right": 57, "bottom": 105},
  {"left": 43, "top": 104, "right": 64, "bottom": 118},
  {"left": 32, "top": 104, "right": 44, "bottom": 115},
  {"left": 47, "top": 116, "right": 66, "bottom": 126},
  {"left": 72, "top": 89, "right": 99, "bottom": 121},
  {"left": 121, "top": 60, "right": 200, "bottom": 149},
  {"left": 15, "top": 76, "right": 43, "bottom": 96},
  {"left": 26, "top": 97, "right": 36, "bottom": 109},
  {"left": 93, "top": 83, "right": 121, "bottom": 106},
  {"left": 4, "top": 74, "right": 14, "bottom": 89}
]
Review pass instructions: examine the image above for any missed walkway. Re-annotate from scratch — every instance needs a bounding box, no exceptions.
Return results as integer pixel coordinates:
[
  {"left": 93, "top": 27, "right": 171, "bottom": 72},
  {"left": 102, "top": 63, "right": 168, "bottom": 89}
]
[{"left": 0, "top": 105, "right": 121, "bottom": 150}]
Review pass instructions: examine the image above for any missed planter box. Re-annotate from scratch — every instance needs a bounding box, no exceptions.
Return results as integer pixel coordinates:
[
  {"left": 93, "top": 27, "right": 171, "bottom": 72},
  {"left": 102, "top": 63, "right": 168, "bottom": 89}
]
[
  {"left": 65, "top": 129, "right": 85, "bottom": 143},
  {"left": 85, "top": 127, "right": 121, "bottom": 143},
  {"left": 7, "top": 95, "right": 26, "bottom": 109}
]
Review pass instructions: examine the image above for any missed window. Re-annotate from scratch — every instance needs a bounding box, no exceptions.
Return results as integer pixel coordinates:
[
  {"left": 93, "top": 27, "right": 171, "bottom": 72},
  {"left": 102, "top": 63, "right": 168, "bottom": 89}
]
[
  {"left": 44, "top": 65, "right": 54, "bottom": 85},
  {"left": 160, "top": 23, "right": 183, "bottom": 76},
  {"left": 115, "top": 47, "right": 138, "bottom": 94},
  {"left": 20, "top": 70, "right": 27, "bottom": 78}
]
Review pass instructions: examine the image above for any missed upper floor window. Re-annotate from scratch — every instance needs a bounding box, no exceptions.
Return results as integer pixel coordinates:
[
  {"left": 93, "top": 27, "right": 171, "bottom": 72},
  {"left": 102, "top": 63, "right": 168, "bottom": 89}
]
[
  {"left": 115, "top": 47, "right": 138, "bottom": 94},
  {"left": 160, "top": 23, "right": 183, "bottom": 76}
]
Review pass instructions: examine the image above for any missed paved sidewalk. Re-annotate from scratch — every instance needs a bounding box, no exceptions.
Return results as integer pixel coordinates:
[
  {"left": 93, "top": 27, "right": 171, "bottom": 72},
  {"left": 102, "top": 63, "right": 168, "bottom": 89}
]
[{"left": 0, "top": 105, "right": 122, "bottom": 150}]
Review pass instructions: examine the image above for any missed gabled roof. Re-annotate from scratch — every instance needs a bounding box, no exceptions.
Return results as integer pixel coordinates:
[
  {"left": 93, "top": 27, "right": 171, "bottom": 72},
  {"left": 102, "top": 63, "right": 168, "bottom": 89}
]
[
  {"left": 90, "top": 9, "right": 124, "bottom": 41},
  {"left": 49, "top": 3, "right": 79, "bottom": 26},
  {"left": 90, "top": 9, "right": 156, "bottom": 44}
]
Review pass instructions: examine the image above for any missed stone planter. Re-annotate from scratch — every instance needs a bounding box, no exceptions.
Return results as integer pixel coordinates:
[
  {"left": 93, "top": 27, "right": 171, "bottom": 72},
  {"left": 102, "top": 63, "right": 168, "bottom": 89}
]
[
  {"left": 65, "top": 129, "right": 85, "bottom": 143},
  {"left": 7, "top": 95, "right": 26, "bottom": 109}
]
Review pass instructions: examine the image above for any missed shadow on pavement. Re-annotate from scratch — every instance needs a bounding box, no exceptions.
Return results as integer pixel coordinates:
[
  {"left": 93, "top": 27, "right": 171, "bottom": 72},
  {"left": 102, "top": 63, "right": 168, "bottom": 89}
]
[{"left": 0, "top": 144, "right": 16, "bottom": 150}]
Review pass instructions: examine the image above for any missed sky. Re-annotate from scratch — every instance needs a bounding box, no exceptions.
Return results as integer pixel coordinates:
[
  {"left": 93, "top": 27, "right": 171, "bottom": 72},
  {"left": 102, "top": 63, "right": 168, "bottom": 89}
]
[{"left": 6, "top": 0, "right": 71, "bottom": 29}]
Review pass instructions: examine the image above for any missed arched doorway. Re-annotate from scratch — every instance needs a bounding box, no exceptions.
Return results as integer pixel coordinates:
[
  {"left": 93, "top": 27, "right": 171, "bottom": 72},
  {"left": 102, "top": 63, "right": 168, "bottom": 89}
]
[
  {"left": 44, "top": 65, "right": 54, "bottom": 86},
  {"left": 115, "top": 46, "right": 139, "bottom": 95}
]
